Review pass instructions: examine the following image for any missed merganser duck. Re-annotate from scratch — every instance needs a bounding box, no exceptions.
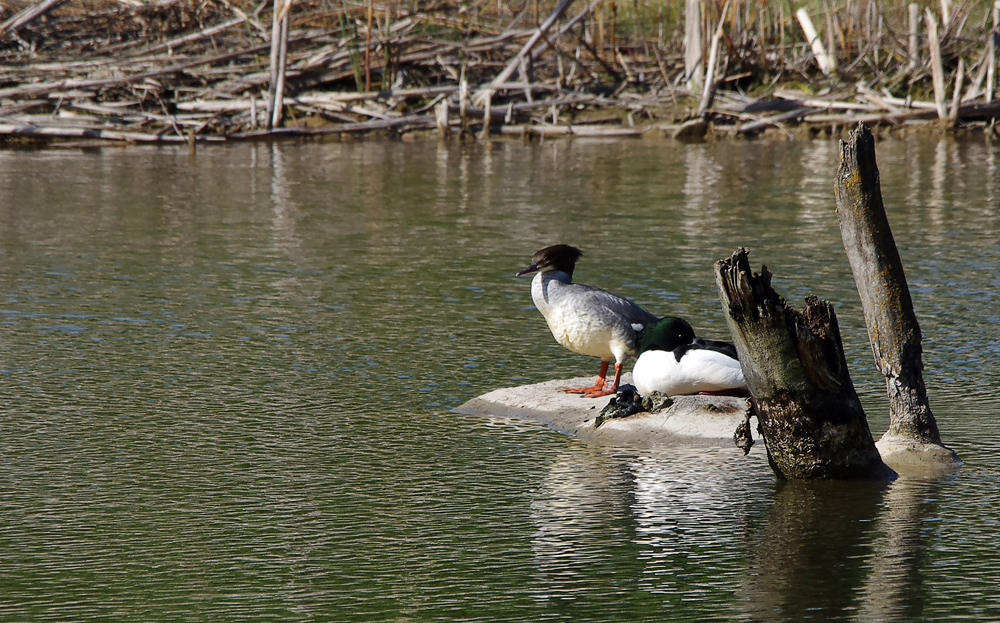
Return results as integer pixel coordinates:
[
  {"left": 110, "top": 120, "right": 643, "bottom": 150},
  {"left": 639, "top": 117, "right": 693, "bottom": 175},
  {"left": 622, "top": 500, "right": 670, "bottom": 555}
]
[
  {"left": 631, "top": 316, "right": 748, "bottom": 397},
  {"left": 516, "top": 244, "right": 658, "bottom": 398}
]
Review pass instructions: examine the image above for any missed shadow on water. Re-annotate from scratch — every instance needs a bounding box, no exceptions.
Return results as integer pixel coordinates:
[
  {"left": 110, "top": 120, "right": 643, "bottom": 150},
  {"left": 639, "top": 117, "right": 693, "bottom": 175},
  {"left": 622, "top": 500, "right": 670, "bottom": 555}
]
[
  {"left": 528, "top": 443, "right": 943, "bottom": 621},
  {"left": 743, "top": 478, "right": 940, "bottom": 622}
]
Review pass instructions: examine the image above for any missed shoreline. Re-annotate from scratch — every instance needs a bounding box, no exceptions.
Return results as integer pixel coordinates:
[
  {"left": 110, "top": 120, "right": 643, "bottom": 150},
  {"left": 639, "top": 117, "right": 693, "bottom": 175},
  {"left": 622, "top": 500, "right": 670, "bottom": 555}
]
[
  {"left": 7, "top": 111, "right": 993, "bottom": 151},
  {"left": 1, "top": 1, "right": 997, "bottom": 148}
]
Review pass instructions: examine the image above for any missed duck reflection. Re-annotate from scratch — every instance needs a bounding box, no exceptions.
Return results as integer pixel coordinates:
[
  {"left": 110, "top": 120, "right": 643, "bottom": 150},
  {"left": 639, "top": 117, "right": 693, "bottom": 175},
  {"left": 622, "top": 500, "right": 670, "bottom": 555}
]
[
  {"left": 528, "top": 446, "right": 768, "bottom": 613},
  {"left": 528, "top": 447, "right": 637, "bottom": 593},
  {"left": 529, "top": 446, "right": 938, "bottom": 619}
]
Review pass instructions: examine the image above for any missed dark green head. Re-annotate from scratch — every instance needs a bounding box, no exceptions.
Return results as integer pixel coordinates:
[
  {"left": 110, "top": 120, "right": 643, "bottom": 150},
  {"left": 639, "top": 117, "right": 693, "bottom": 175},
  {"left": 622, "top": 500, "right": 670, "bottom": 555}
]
[{"left": 636, "top": 316, "right": 696, "bottom": 355}]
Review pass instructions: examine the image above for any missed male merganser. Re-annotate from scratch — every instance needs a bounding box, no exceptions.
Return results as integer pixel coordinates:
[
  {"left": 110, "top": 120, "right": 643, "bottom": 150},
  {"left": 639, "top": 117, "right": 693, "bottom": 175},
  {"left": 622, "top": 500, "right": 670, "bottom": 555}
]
[
  {"left": 516, "top": 244, "right": 658, "bottom": 398},
  {"left": 631, "top": 316, "right": 748, "bottom": 397}
]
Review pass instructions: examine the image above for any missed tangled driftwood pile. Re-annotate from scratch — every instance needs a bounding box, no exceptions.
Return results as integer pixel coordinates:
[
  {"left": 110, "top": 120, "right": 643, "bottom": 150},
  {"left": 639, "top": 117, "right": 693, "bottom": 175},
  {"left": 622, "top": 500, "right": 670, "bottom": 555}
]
[{"left": 0, "top": 0, "right": 998, "bottom": 145}]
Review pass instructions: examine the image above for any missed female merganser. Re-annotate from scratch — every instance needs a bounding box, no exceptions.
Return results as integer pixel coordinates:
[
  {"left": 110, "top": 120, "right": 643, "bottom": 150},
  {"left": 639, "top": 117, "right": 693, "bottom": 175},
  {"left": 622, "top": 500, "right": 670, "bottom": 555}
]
[
  {"left": 516, "top": 244, "right": 658, "bottom": 398},
  {"left": 631, "top": 316, "right": 748, "bottom": 397}
]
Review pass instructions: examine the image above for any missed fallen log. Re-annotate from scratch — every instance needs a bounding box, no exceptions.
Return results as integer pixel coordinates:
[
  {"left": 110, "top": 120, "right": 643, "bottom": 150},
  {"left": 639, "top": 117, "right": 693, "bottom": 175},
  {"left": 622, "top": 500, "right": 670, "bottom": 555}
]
[
  {"left": 472, "top": 0, "right": 575, "bottom": 105},
  {"left": 0, "top": 0, "right": 70, "bottom": 38},
  {"left": 0, "top": 123, "right": 224, "bottom": 142},
  {"left": 738, "top": 106, "right": 817, "bottom": 133},
  {"left": 228, "top": 113, "right": 437, "bottom": 137},
  {"left": 139, "top": 15, "right": 249, "bottom": 56},
  {"left": 714, "top": 248, "right": 895, "bottom": 480},
  {"left": 496, "top": 124, "right": 642, "bottom": 137},
  {"left": 834, "top": 122, "right": 961, "bottom": 474}
]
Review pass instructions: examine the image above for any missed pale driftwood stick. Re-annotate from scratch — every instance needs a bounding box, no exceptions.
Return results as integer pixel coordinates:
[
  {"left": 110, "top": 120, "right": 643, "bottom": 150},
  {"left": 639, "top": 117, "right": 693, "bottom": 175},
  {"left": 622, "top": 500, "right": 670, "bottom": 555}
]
[
  {"left": 963, "top": 50, "right": 989, "bottom": 102},
  {"left": 408, "top": 93, "right": 448, "bottom": 115},
  {"left": 0, "top": 0, "right": 70, "bottom": 38},
  {"left": 696, "top": 1, "right": 729, "bottom": 116},
  {"left": 567, "top": 125, "right": 643, "bottom": 137},
  {"left": 287, "top": 98, "right": 394, "bottom": 119},
  {"left": 834, "top": 122, "right": 960, "bottom": 473},
  {"left": 779, "top": 4, "right": 785, "bottom": 69},
  {"left": 230, "top": 6, "right": 269, "bottom": 36},
  {"left": 989, "top": 1, "right": 1000, "bottom": 103},
  {"left": 796, "top": 8, "right": 835, "bottom": 75},
  {"left": 497, "top": 124, "right": 642, "bottom": 137},
  {"left": 925, "top": 10, "right": 947, "bottom": 118},
  {"left": 230, "top": 85, "right": 459, "bottom": 108},
  {"left": 68, "top": 100, "right": 208, "bottom": 126},
  {"left": 825, "top": 3, "right": 837, "bottom": 74},
  {"left": 264, "top": 0, "right": 292, "bottom": 130},
  {"left": 434, "top": 100, "right": 449, "bottom": 138},
  {"left": 684, "top": 0, "right": 703, "bottom": 92},
  {"left": 804, "top": 110, "right": 936, "bottom": 123},
  {"left": 295, "top": 19, "right": 415, "bottom": 71},
  {"left": 714, "top": 247, "right": 893, "bottom": 480},
  {"left": 0, "top": 100, "right": 47, "bottom": 116},
  {"left": 528, "top": 0, "right": 601, "bottom": 64},
  {"left": 737, "top": 106, "right": 818, "bottom": 133},
  {"left": 773, "top": 91, "right": 885, "bottom": 111},
  {"left": 479, "top": 90, "right": 492, "bottom": 140},
  {"left": 492, "top": 82, "right": 562, "bottom": 93},
  {"left": 908, "top": 3, "right": 919, "bottom": 71},
  {"left": 140, "top": 16, "right": 247, "bottom": 55},
  {"left": 271, "top": 10, "right": 290, "bottom": 128},
  {"left": 854, "top": 88, "right": 940, "bottom": 110},
  {"left": 365, "top": 0, "right": 374, "bottom": 91},
  {"left": 265, "top": 0, "right": 288, "bottom": 130},
  {"left": 948, "top": 58, "right": 964, "bottom": 118},
  {"left": 232, "top": 113, "right": 437, "bottom": 138},
  {"left": 459, "top": 77, "right": 469, "bottom": 132},
  {"left": 472, "top": 0, "right": 575, "bottom": 105},
  {"left": 0, "top": 123, "right": 224, "bottom": 143},
  {"left": 294, "top": 43, "right": 479, "bottom": 93},
  {"left": 0, "top": 36, "right": 307, "bottom": 100},
  {"left": 450, "top": 94, "right": 599, "bottom": 123},
  {"left": 518, "top": 56, "right": 533, "bottom": 103},
  {"left": 856, "top": 88, "right": 912, "bottom": 113},
  {"left": 651, "top": 43, "right": 671, "bottom": 88}
]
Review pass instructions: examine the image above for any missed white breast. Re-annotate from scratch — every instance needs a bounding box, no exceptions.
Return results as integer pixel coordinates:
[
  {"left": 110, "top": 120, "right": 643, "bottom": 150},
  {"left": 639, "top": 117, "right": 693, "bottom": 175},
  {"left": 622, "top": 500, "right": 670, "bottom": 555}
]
[{"left": 531, "top": 272, "right": 650, "bottom": 364}]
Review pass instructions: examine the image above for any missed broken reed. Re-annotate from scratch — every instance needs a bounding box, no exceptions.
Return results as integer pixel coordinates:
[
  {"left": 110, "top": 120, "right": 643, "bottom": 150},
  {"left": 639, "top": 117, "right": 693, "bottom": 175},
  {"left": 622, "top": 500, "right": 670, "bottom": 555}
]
[
  {"left": 582, "top": 0, "right": 998, "bottom": 88},
  {"left": 2, "top": 0, "right": 996, "bottom": 91},
  {"left": 322, "top": 0, "right": 1000, "bottom": 104}
]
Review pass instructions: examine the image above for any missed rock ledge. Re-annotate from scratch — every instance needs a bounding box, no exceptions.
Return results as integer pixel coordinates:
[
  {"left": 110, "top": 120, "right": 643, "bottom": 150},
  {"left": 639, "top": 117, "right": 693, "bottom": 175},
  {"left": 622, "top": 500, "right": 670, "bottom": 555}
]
[{"left": 455, "top": 375, "right": 752, "bottom": 447}]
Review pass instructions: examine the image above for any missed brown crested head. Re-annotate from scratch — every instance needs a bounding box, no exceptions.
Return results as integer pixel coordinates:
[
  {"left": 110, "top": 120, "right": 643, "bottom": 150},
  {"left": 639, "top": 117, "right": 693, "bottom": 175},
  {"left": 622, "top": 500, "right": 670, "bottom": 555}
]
[{"left": 516, "top": 244, "right": 583, "bottom": 278}]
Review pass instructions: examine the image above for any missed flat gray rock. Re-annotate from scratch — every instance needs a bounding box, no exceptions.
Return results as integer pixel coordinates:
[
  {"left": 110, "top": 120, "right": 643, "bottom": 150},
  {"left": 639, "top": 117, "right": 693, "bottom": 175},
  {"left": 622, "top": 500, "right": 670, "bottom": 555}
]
[{"left": 455, "top": 375, "right": 752, "bottom": 447}]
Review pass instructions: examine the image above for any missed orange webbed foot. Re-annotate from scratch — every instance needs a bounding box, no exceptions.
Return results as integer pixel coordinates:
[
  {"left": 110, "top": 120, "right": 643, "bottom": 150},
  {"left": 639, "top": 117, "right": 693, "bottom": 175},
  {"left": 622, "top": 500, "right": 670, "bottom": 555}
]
[
  {"left": 563, "top": 361, "right": 610, "bottom": 396},
  {"left": 581, "top": 387, "right": 617, "bottom": 398},
  {"left": 563, "top": 383, "right": 607, "bottom": 395}
]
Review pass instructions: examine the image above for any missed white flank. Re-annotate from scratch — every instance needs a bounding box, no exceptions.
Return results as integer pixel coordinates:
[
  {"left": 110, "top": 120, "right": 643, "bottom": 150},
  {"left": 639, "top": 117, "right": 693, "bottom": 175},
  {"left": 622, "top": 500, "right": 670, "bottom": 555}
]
[{"left": 632, "top": 348, "right": 746, "bottom": 397}]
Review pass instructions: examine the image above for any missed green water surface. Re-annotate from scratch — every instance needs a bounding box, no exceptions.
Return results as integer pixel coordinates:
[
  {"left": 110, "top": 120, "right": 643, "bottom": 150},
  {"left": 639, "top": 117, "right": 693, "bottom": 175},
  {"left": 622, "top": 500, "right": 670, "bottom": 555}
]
[{"left": 0, "top": 136, "right": 998, "bottom": 621}]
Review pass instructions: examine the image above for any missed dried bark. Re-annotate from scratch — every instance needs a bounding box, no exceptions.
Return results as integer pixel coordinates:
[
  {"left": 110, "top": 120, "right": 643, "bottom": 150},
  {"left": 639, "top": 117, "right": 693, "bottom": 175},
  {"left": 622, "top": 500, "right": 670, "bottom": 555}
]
[
  {"left": 834, "top": 122, "right": 960, "bottom": 471},
  {"left": 715, "top": 248, "right": 894, "bottom": 480}
]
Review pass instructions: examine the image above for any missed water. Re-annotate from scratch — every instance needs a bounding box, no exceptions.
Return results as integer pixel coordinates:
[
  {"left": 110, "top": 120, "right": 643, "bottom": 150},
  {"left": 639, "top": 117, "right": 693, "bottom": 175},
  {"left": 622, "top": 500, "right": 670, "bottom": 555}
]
[{"left": 0, "top": 135, "right": 998, "bottom": 621}]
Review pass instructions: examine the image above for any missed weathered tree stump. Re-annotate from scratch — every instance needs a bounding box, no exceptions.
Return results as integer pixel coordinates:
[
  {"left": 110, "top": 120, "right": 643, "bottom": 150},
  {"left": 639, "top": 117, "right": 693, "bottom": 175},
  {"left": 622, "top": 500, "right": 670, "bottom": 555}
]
[
  {"left": 715, "top": 248, "right": 895, "bottom": 480},
  {"left": 834, "top": 122, "right": 961, "bottom": 474}
]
